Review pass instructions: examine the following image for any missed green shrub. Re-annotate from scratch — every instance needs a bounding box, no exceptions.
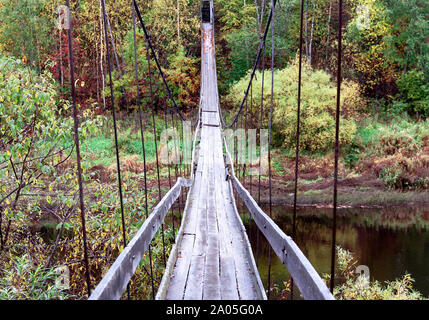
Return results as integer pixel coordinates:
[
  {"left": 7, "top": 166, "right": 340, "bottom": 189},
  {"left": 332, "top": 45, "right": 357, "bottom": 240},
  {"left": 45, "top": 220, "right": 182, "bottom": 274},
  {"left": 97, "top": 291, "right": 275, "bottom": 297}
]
[
  {"left": 0, "top": 254, "right": 70, "bottom": 300},
  {"left": 379, "top": 167, "right": 403, "bottom": 189},
  {"left": 331, "top": 247, "right": 424, "bottom": 300},
  {"left": 396, "top": 69, "right": 429, "bottom": 118},
  {"left": 226, "top": 57, "right": 364, "bottom": 151}
]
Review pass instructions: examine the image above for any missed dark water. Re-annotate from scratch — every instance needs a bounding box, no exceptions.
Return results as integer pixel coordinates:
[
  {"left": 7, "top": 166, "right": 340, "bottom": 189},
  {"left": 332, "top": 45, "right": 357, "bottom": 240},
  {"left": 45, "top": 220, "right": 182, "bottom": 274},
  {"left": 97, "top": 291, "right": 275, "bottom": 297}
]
[{"left": 242, "top": 205, "right": 429, "bottom": 299}]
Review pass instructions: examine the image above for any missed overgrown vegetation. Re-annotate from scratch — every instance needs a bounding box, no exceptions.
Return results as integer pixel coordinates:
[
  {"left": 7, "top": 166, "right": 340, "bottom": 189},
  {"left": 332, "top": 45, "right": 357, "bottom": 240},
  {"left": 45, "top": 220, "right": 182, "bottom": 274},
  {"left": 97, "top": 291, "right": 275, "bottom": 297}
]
[
  {"left": 227, "top": 58, "right": 364, "bottom": 151},
  {"left": 0, "top": 0, "right": 428, "bottom": 300},
  {"left": 332, "top": 247, "right": 424, "bottom": 300}
]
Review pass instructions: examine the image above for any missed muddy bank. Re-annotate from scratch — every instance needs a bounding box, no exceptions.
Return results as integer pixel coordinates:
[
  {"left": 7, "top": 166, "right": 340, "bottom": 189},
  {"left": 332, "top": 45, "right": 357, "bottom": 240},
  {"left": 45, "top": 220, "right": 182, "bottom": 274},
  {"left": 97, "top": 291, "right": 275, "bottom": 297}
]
[
  {"left": 87, "top": 162, "right": 427, "bottom": 208},
  {"left": 239, "top": 175, "right": 428, "bottom": 208}
]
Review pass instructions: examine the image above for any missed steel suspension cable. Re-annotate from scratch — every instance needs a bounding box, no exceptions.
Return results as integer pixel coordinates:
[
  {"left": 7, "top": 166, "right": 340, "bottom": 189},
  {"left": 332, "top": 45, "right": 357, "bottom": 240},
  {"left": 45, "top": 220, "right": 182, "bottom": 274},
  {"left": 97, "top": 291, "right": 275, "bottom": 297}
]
[
  {"left": 257, "top": 50, "right": 266, "bottom": 207},
  {"left": 101, "top": 0, "right": 129, "bottom": 299},
  {"left": 220, "top": 0, "right": 278, "bottom": 129},
  {"left": 146, "top": 41, "right": 162, "bottom": 203},
  {"left": 131, "top": 2, "right": 155, "bottom": 299},
  {"left": 163, "top": 105, "right": 173, "bottom": 191},
  {"left": 133, "top": 0, "right": 186, "bottom": 122},
  {"left": 65, "top": 0, "right": 91, "bottom": 297},
  {"left": 290, "top": 0, "right": 305, "bottom": 300},
  {"left": 144, "top": 31, "right": 166, "bottom": 269},
  {"left": 330, "top": 0, "right": 343, "bottom": 293},
  {"left": 266, "top": 0, "right": 276, "bottom": 299},
  {"left": 169, "top": 109, "right": 181, "bottom": 240},
  {"left": 248, "top": 82, "right": 254, "bottom": 244},
  {"left": 172, "top": 112, "right": 184, "bottom": 224},
  {"left": 256, "top": 36, "right": 266, "bottom": 269},
  {"left": 162, "top": 104, "right": 172, "bottom": 252}
]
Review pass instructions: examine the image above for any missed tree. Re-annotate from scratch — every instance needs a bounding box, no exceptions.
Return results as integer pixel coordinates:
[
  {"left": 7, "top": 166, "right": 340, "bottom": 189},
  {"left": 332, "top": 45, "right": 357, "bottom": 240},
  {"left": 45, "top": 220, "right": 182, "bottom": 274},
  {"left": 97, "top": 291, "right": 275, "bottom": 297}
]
[{"left": 0, "top": 0, "right": 55, "bottom": 72}]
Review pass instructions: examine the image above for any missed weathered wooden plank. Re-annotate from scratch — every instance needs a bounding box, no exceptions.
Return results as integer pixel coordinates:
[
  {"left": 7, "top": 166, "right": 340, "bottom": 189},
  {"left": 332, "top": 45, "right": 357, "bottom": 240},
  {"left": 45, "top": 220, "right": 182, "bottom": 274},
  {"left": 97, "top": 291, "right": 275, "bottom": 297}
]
[
  {"left": 181, "top": 135, "right": 210, "bottom": 299},
  {"left": 223, "top": 175, "right": 263, "bottom": 300},
  {"left": 156, "top": 134, "right": 203, "bottom": 300},
  {"left": 183, "top": 255, "right": 205, "bottom": 299},
  {"left": 215, "top": 163, "right": 240, "bottom": 300},
  {"left": 89, "top": 178, "right": 191, "bottom": 300},
  {"left": 188, "top": 132, "right": 211, "bottom": 297},
  {"left": 203, "top": 233, "right": 221, "bottom": 299},
  {"left": 202, "top": 132, "right": 221, "bottom": 300},
  {"left": 158, "top": 17, "right": 265, "bottom": 301},
  {"left": 165, "top": 234, "right": 195, "bottom": 299}
]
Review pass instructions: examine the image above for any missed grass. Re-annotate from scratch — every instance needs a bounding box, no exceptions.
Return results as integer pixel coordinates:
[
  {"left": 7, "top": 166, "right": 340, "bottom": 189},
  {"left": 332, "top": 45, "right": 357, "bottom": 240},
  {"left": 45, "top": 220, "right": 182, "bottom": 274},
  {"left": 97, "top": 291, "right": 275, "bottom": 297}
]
[{"left": 80, "top": 115, "right": 178, "bottom": 168}]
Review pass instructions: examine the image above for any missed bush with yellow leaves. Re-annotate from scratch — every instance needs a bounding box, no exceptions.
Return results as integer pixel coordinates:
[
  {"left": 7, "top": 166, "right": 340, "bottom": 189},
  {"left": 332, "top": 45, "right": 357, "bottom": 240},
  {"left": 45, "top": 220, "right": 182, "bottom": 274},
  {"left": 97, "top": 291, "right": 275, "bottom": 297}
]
[{"left": 226, "top": 56, "right": 364, "bottom": 151}]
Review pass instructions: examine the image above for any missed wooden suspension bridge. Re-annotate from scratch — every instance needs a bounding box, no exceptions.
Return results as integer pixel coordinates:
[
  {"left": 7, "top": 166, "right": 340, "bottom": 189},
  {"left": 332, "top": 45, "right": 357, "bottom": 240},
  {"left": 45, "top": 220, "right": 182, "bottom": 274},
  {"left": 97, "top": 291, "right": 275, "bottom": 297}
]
[{"left": 88, "top": 1, "right": 334, "bottom": 301}]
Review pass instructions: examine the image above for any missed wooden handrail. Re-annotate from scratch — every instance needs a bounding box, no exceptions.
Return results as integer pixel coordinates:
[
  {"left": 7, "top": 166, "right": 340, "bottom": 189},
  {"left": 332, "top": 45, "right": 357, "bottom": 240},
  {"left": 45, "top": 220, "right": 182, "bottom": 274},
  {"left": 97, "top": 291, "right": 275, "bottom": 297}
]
[
  {"left": 89, "top": 177, "right": 192, "bottom": 300},
  {"left": 223, "top": 137, "right": 334, "bottom": 300}
]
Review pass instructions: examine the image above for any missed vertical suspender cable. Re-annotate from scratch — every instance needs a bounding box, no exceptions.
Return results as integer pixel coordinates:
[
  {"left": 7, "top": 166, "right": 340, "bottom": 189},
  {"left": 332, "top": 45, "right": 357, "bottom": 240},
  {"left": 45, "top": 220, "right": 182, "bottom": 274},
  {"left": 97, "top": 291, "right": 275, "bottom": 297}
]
[
  {"left": 249, "top": 83, "right": 253, "bottom": 198},
  {"left": 146, "top": 41, "right": 162, "bottom": 202},
  {"left": 157, "top": 102, "right": 171, "bottom": 265},
  {"left": 145, "top": 29, "right": 166, "bottom": 268},
  {"left": 131, "top": 2, "right": 155, "bottom": 299},
  {"left": 101, "top": 0, "right": 129, "bottom": 299},
  {"left": 256, "top": 41, "right": 265, "bottom": 268},
  {"left": 170, "top": 111, "right": 181, "bottom": 239},
  {"left": 330, "top": 0, "right": 343, "bottom": 293},
  {"left": 65, "top": 0, "right": 91, "bottom": 297},
  {"left": 245, "top": 88, "right": 250, "bottom": 243},
  {"left": 266, "top": 0, "right": 275, "bottom": 299},
  {"left": 164, "top": 105, "right": 173, "bottom": 190},
  {"left": 242, "top": 98, "right": 246, "bottom": 213},
  {"left": 293, "top": 0, "right": 305, "bottom": 245},
  {"left": 290, "top": 0, "right": 305, "bottom": 300},
  {"left": 258, "top": 53, "right": 266, "bottom": 206},
  {"left": 172, "top": 112, "right": 183, "bottom": 225},
  {"left": 177, "top": 115, "right": 185, "bottom": 216}
]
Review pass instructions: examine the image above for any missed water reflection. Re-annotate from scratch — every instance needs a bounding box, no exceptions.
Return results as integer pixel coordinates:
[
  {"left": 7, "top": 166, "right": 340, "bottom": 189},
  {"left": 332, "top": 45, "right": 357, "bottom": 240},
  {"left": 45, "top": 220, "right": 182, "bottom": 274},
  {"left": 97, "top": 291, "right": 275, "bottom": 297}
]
[{"left": 243, "top": 205, "right": 429, "bottom": 299}]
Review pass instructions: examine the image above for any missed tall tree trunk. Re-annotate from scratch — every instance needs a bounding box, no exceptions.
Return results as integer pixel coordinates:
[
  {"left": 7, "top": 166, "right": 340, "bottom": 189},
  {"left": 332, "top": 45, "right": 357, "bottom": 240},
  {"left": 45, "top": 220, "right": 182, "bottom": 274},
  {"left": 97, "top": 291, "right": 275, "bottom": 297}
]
[
  {"left": 260, "top": 0, "right": 266, "bottom": 35},
  {"left": 324, "top": 1, "right": 332, "bottom": 71},
  {"left": 105, "top": 9, "right": 129, "bottom": 113},
  {"left": 59, "top": 30, "right": 64, "bottom": 86},
  {"left": 95, "top": 24, "right": 100, "bottom": 106},
  {"left": 177, "top": 0, "right": 181, "bottom": 46},
  {"left": 309, "top": 5, "right": 315, "bottom": 66},
  {"left": 99, "top": 0, "right": 106, "bottom": 111},
  {"left": 304, "top": 0, "right": 309, "bottom": 63},
  {"left": 254, "top": 0, "right": 261, "bottom": 36},
  {"left": 244, "top": 0, "right": 250, "bottom": 69}
]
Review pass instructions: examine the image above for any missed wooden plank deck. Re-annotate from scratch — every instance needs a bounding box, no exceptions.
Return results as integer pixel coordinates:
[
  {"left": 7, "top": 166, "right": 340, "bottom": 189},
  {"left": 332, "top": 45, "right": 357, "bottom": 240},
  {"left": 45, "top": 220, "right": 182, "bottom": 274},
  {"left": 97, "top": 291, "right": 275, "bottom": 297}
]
[{"left": 156, "top": 22, "right": 266, "bottom": 300}]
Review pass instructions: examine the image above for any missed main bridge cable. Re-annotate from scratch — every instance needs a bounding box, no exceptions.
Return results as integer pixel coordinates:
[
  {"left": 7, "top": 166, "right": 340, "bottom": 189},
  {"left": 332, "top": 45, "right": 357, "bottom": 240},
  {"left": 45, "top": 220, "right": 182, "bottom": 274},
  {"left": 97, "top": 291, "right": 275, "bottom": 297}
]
[
  {"left": 65, "top": 0, "right": 91, "bottom": 297},
  {"left": 131, "top": 3, "right": 155, "bottom": 299},
  {"left": 331, "top": 0, "right": 343, "bottom": 293},
  {"left": 101, "top": 0, "right": 130, "bottom": 299},
  {"left": 220, "top": 0, "right": 278, "bottom": 129},
  {"left": 133, "top": 0, "right": 186, "bottom": 122}
]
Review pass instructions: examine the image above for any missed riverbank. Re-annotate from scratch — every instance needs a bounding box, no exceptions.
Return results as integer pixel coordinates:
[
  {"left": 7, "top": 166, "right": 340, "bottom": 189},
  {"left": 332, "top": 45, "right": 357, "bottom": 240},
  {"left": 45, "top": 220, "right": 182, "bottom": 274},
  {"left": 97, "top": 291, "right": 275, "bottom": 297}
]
[{"left": 242, "top": 175, "right": 429, "bottom": 208}]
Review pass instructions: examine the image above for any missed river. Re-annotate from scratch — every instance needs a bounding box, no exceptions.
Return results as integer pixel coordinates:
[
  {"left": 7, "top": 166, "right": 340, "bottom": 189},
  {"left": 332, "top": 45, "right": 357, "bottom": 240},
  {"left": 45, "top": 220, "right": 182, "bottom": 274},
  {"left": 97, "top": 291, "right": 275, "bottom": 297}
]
[{"left": 242, "top": 205, "right": 429, "bottom": 299}]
